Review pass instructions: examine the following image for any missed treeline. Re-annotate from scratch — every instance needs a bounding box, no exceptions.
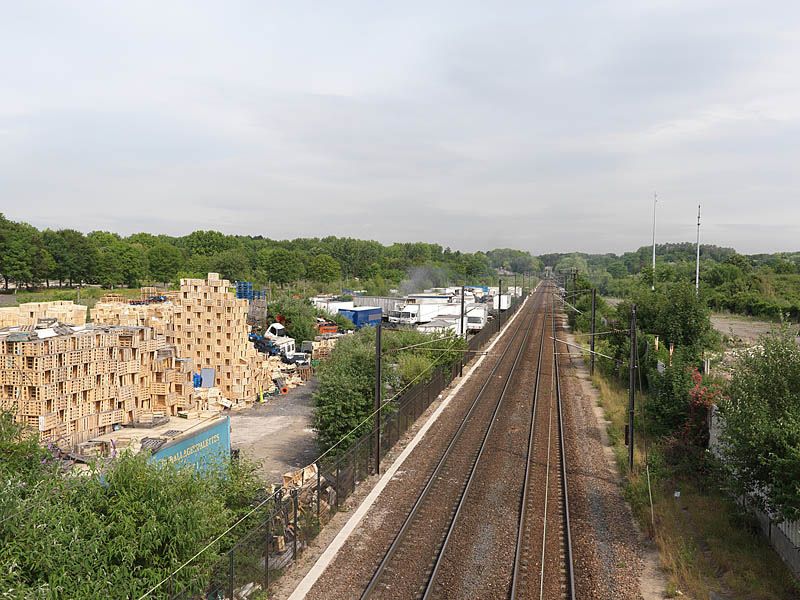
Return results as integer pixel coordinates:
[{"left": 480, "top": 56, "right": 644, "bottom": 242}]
[
  {"left": 0, "top": 214, "right": 541, "bottom": 292},
  {"left": 547, "top": 242, "right": 800, "bottom": 320}
]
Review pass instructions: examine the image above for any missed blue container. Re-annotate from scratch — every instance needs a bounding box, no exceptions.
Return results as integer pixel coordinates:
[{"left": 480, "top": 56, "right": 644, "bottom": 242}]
[
  {"left": 150, "top": 416, "right": 231, "bottom": 471},
  {"left": 339, "top": 306, "right": 382, "bottom": 329},
  {"left": 235, "top": 281, "right": 254, "bottom": 300}
]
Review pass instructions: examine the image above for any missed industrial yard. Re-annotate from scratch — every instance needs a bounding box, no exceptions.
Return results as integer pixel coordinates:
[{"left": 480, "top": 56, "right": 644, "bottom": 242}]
[{"left": 4, "top": 3, "right": 800, "bottom": 598}]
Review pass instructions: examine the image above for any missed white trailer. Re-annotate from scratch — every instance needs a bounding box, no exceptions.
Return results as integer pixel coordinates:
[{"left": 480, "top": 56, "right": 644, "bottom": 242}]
[
  {"left": 311, "top": 297, "right": 354, "bottom": 316},
  {"left": 353, "top": 296, "right": 401, "bottom": 316},
  {"left": 492, "top": 294, "right": 511, "bottom": 311},
  {"left": 388, "top": 303, "right": 441, "bottom": 325},
  {"left": 417, "top": 318, "right": 459, "bottom": 335},
  {"left": 465, "top": 306, "right": 488, "bottom": 332}
]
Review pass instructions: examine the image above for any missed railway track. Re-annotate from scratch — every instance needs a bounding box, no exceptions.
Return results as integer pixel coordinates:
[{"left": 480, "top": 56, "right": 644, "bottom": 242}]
[
  {"left": 510, "top": 292, "right": 575, "bottom": 600},
  {"left": 360, "top": 283, "right": 575, "bottom": 599},
  {"left": 359, "top": 288, "right": 545, "bottom": 600}
]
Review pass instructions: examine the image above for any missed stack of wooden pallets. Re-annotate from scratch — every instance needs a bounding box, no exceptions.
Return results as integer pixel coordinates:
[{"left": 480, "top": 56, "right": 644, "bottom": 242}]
[
  {"left": 0, "top": 325, "right": 194, "bottom": 449},
  {"left": 168, "top": 273, "right": 269, "bottom": 403},
  {"left": 0, "top": 301, "right": 88, "bottom": 328},
  {"left": 90, "top": 300, "right": 174, "bottom": 336}
]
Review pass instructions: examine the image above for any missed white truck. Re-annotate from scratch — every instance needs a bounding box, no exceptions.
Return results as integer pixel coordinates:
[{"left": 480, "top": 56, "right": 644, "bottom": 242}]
[
  {"left": 465, "top": 306, "right": 488, "bottom": 332},
  {"left": 492, "top": 294, "right": 511, "bottom": 311},
  {"left": 388, "top": 303, "right": 442, "bottom": 325},
  {"left": 265, "top": 323, "right": 296, "bottom": 354}
]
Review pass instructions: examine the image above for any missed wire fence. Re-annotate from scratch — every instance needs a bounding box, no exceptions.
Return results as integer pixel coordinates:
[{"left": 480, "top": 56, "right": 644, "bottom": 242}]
[{"left": 162, "top": 296, "right": 524, "bottom": 600}]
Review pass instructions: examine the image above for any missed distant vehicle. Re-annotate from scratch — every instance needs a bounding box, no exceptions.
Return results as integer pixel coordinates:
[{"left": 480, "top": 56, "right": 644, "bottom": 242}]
[
  {"left": 466, "top": 306, "right": 488, "bottom": 331},
  {"left": 281, "top": 351, "right": 310, "bottom": 366},
  {"left": 492, "top": 294, "right": 511, "bottom": 311},
  {"left": 248, "top": 333, "right": 281, "bottom": 355},
  {"left": 388, "top": 303, "right": 441, "bottom": 325}
]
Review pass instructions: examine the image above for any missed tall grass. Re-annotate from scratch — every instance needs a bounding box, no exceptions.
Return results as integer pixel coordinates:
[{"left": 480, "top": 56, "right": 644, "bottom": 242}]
[{"left": 592, "top": 374, "right": 798, "bottom": 599}]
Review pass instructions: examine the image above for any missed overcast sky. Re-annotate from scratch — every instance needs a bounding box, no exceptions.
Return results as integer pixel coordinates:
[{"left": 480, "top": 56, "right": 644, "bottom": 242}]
[{"left": 2, "top": 1, "right": 799, "bottom": 255}]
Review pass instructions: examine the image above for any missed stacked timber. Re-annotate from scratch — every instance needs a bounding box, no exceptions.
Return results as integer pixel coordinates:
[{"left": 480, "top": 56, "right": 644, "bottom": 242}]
[
  {"left": 0, "top": 301, "right": 88, "bottom": 327},
  {"left": 0, "top": 324, "right": 193, "bottom": 449},
  {"left": 168, "top": 273, "right": 269, "bottom": 403},
  {"left": 91, "top": 301, "right": 174, "bottom": 335}
]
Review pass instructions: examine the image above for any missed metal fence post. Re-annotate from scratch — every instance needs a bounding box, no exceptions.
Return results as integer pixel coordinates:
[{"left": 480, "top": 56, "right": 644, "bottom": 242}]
[
  {"left": 292, "top": 488, "right": 299, "bottom": 560},
  {"left": 335, "top": 462, "right": 340, "bottom": 510},
  {"left": 265, "top": 514, "right": 271, "bottom": 592},
  {"left": 316, "top": 460, "right": 321, "bottom": 522},
  {"left": 228, "top": 549, "right": 235, "bottom": 600}
]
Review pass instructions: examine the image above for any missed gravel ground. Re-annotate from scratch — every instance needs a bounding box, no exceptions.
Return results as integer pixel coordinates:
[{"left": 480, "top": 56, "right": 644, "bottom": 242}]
[
  {"left": 421, "top": 294, "right": 545, "bottom": 599},
  {"left": 560, "top": 326, "right": 667, "bottom": 599},
  {"left": 295, "top": 299, "right": 537, "bottom": 600}
]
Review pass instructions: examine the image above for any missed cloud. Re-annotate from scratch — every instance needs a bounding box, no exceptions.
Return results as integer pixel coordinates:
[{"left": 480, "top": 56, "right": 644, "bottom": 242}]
[{"left": 1, "top": 1, "right": 799, "bottom": 255}]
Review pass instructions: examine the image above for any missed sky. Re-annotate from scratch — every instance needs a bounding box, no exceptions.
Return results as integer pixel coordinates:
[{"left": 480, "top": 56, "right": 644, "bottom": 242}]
[{"left": 1, "top": 1, "right": 799, "bottom": 255}]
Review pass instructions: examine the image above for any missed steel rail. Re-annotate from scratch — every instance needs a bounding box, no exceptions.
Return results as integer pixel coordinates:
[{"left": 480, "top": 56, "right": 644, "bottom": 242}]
[
  {"left": 553, "top": 298, "right": 577, "bottom": 599},
  {"left": 509, "top": 291, "right": 549, "bottom": 598},
  {"left": 421, "top": 294, "right": 547, "bottom": 600},
  {"left": 360, "top": 291, "right": 542, "bottom": 599}
]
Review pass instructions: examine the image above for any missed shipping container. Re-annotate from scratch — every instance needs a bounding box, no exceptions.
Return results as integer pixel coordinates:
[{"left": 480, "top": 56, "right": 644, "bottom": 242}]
[{"left": 339, "top": 306, "right": 382, "bottom": 329}]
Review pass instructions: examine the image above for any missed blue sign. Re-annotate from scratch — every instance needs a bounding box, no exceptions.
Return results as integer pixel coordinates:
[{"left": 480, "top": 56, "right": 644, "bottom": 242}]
[{"left": 151, "top": 416, "right": 231, "bottom": 471}]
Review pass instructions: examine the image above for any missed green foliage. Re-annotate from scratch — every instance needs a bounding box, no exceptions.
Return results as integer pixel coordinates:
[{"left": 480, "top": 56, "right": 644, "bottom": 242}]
[
  {"left": 267, "top": 297, "right": 318, "bottom": 342},
  {"left": 313, "top": 328, "right": 466, "bottom": 454},
  {"left": 313, "top": 330, "right": 377, "bottom": 452},
  {"left": 258, "top": 248, "right": 305, "bottom": 286},
  {"left": 147, "top": 243, "right": 184, "bottom": 284},
  {"left": 719, "top": 328, "right": 800, "bottom": 521},
  {"left": 621, "top": 281, "right": 715, "bottom": 355},
  {"left": 485, "top": 248, "right": 539, "bottom": 273},
  {"left": 0, "top": 413, "right": 264, "bottom": 599},
  {"left": 307, "top": 254, "right": 341, "bottom": 283},
  {"left": 646, "top": 350, "right": 696, "bottom": 437}
]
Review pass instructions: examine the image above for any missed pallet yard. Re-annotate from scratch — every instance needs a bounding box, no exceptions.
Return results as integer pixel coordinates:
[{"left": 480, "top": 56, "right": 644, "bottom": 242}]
[
  {"left": 0, "top": 301, "right": 87, "bottom": 328},
  {"left": 0, "top": 324, "right": 194, "bottom": 449}
]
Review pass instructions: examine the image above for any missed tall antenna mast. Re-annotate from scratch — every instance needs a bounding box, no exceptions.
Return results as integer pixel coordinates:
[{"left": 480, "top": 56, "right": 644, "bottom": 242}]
[
  {"left": 651, "top": 192, "right": 657, "bottom": 291},
  {"left": 695, "top": 203, "right": 701, "bottom": 294}
]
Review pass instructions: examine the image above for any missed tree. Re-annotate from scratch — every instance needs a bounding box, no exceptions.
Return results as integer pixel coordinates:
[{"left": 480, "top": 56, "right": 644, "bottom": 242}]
[
  {"left": 258, "top": 248, "right": 305, "bottom": 286},
  {"left": 307, "top": 254, "right": 341, "bottom": 283},
  {"left": 213, "top": 249, "right": 251, "bottom": 282},
  {"left": 147, "top": 243, "right": 183, "bottom": 284},
  {"left": 720, "top": 329, "right": 800, "bottom": 521}
]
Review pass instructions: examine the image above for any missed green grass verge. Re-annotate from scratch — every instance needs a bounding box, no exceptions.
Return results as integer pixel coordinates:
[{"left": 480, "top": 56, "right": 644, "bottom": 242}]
[{"left": 592, "top": 375, "right": 799, "bottom": 599}]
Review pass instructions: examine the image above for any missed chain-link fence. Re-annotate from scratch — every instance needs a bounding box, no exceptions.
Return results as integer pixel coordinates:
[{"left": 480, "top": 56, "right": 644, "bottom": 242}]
[{"left": 163, "top": 295, "right": 526, "bottom": 599}]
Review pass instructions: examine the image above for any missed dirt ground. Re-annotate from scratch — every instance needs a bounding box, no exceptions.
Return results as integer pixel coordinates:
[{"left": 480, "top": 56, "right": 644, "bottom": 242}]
[
  {"left": 710, "top": 313, "right": 789, "bottom": 346},
  {"left": 229, "top": 379, "right": 318, "bottom": 484}
]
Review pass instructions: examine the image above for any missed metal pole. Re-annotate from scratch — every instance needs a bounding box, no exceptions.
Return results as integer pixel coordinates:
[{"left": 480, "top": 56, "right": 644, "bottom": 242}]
[
  {"left": 651, "top": 193, "right": 657, "bottom": 291},
  {"left": 695, "top": 203, "right": 701, "bottom": 295},
  {"left": 459, "top": 284, "right": 465, "bottom": 377},
  {"left": 460, "top": 284, "right": 466, "bottom": 339},
  {"left": 292, "top": 489, "right": 298, "bottom": 560},
  {"left": 374, "top": 321, "right": 382, "bottom": 475},
  {"left": 316, "top": 460, "right": 321, "bottom": 522},
  {"left": 590, "top": 288, "right": 596, "bottom": 376},
  {"left": 628, "top": 304, "right": 637, "bottom": 471},
  {"left": 228, "top": 549, "right": 235, "bottom": 600},
  {"left": 497, "top": 278, "right": 502, "bottom": 332},
  {"left": 266, "top": 512, "right": 272, "bottom": 591}
]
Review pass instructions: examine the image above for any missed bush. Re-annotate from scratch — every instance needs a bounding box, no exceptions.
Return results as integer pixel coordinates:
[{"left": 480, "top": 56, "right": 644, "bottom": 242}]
[
  {"left": 719, "top": 328, "right": 800, "bottom": 521},
  {"left": 0, "top": 412, "right": 265, "bottom": 599}
]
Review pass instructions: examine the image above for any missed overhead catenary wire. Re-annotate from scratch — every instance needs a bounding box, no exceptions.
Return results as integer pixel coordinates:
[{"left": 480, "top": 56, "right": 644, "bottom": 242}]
[{"left": 138, "top": 333, "right": 464, "bottom": 599}]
